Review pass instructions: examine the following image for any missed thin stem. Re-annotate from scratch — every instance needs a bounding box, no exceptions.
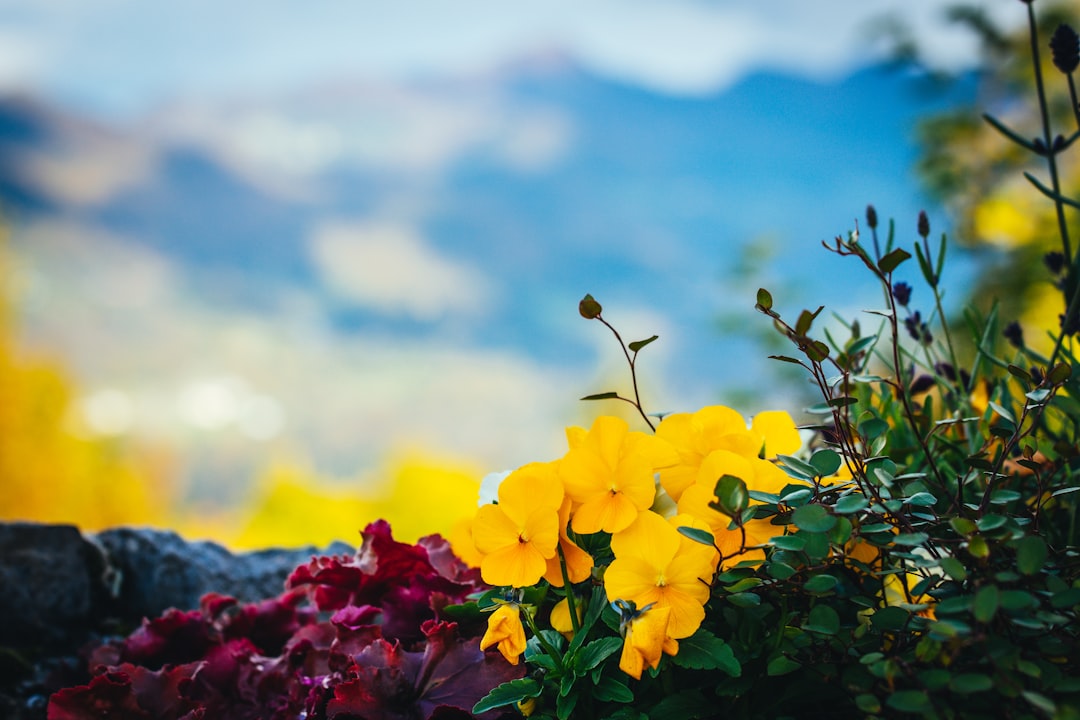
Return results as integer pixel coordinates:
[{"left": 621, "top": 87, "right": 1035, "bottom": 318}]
[
  {"left": 597, "top": 315, "right": 655, "bottom": 430},
  {"left": 556, "top": 544, "right": 581, "bottom": 634},
  {"left": 520, "top": 604, "right": 563, "bottom": 664}
]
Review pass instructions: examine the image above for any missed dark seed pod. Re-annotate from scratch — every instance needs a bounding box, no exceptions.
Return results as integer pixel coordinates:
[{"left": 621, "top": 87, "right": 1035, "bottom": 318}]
[{"left": 1050, "top": 24, "right": 1080, "bottom": 74}]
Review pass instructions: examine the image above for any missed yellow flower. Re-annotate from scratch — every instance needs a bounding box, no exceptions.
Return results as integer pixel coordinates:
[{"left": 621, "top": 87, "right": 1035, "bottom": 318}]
[
  {"left": 549, "top": 596, "right": 583, "bottom": 641},
  {"left": 655, "top": 405, "right": 801, "bottom": 502},
  {"left": 605, "top": 511, "right": 716, "bottom": 639},
  {"left": 543, "top": 495, "right": 594, "bottom": 587},
  {"left": 676, "top": 450, "right": 786, "bottom": 566},
  {"left": 472, "top": 462, "right": 564, "bottom": 587},
  {"left": 618, "top": 605, "right": 679, "bottom": 680},
  {"left": 559, "top": 416, "right": 680, "bottom": 535},
  {"left": 479, "top": 602, "right": 527, "bottom": 665}
]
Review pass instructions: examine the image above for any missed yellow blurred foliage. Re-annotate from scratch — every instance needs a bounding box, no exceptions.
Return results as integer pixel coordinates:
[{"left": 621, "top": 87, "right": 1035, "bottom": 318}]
[{"left": 225, "top": 453, "right": 483, "bottom": 550}]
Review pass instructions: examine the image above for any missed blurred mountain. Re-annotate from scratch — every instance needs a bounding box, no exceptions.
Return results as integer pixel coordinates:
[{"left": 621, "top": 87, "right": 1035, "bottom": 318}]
[{"left": 0, "top": 59, "right": 978, "bottom": 492}]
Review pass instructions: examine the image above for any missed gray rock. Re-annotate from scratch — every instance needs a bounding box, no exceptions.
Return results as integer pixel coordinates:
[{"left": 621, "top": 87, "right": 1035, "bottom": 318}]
[{"left": 0, "top": 523, "right": 109, "bottom": 649}]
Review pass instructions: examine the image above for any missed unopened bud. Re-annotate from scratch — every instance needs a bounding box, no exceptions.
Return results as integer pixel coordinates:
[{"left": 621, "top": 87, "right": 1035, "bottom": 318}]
[
  {"left": 1051, "top": 24, "right": 1080, "bottom": 74},
  {"left": 917, "top": 211, "right": 930, "bottom": 239},
  {"left": 866, "top": 204, "right": 878, "bottom": 230},
  {"left": 579, "top": 294, "right": 602, "bottom": 319}
]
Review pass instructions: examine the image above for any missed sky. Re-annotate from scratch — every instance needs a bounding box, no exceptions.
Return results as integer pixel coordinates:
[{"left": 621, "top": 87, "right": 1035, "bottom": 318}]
[
  {"left": 0, "top": 1, "right": 1019, "bottom": 117},
  {"left": 0, "top": 1, "right": 1031, "bottom": 506}
]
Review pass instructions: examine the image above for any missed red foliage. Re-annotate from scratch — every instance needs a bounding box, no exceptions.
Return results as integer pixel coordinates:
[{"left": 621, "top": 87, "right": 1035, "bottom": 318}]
[{"left": 47, "top": 521, "right": 523, "bottom": 720}]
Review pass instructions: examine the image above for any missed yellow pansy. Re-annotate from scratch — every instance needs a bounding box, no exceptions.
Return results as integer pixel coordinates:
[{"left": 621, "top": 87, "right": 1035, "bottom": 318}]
[
  {"left": 655, "top": 405, "right": 800, "bottom": 502},
  {"left": 472, "top": 462, "right": 563, "bottom": 587},
  {"left": 559, "top": 416, "right": 679, "bottom": 535},
  {"left": 618, "top": 604, "right": 679, "bottom": 680},
  {"left": 605, "top": 511, "right": 716, "bottom": 639},
  {"left": 479, "top": 602, "right": 527, "bottom": 665}
]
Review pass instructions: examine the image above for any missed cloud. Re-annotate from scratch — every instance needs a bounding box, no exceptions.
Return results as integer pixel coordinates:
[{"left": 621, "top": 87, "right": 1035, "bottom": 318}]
[
  {"left": 0, "top": 0, "right": 1023, "bottom": 117},
  {"left": 309, "top": 219, "right": 495, "bottom": 322}
]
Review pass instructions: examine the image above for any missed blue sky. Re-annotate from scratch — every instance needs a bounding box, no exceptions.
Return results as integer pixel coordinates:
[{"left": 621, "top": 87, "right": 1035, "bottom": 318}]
[{"left": 0, "top": 1, "right": 1027, "bottom": 498}]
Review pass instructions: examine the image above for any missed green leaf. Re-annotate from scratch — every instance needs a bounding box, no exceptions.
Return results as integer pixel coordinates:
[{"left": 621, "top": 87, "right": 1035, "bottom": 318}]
[
  {"left": 887, "top": 690, "right": 932, "bottom": 714},
  {"left": 472, "top": 678, "right": 543, "bottom": 715},
  {"left": 803, "top": 574, "right": 839, "bottom": 594},
  {"left": 878, "top": 247, "right": 912, "bottom": 274},
  {"left": 670, "top": 630, "right": 741, "bottom": 676},
  {"left": 776, "top": 454, "right": 819, "bottom": 480},
  {"left": 792, "top": 504, "right": 836, "bottom": 533},
  {"left": 556, "top": 688, "right": 578, "bottom": 720},
  {"left": 1022, "top": 690, "right": 1057, "bottom": 715},
  {"left": 1016, "top": 535, "right": 1048, "bottom": 576},
  {"left": 977, "top": 514, "right": 1008, "bottom": 532},
  {"left": 855, "top": 694, "right": 881, "bottom": 714},
  {"left": 726, "top": 592, "right": 761, "bottom": 608},
  {"left": 756, "top": 288, "right": 773, "bottom": 311},
  {"left": 871, "top": 606, "right": 909, "bottom": 632},
  {"left": 939, "top": 557, "right": 967, "bottom": 581},
  {"left": 677, "top": 525, "right": 716, "bottom": 548},
  {"left": 834, "top": 495, "right": 869, "bottom": 514},
  {"left": 893, "top": 532, "right": 929, "bottom": 546},
  {"left": 766, "top": 655, "right": 801, "bottom": 676},
  {"left": 769, "top": 534, "right": 807, "bottom": 551},
  {"left": 650, "top": 690, "right": 717, "bottom": 719},
  {"left": 950, "top": 673, "right": 993, "bottom": 694},
  {"left": 593, "top": 675, "right": 634, "bottom": 703},
  {"left": 795, "top": 307, "right": 823, "bottom": 336},
  {"left": 809, "top": 449, "right": 842, "bottom": 477},
  {"left": 1048, "top": 362, "right": 1072, "bottom": 385},
  {"left": 712, "top": 475, "right": 749, "bottom": 517},
  {"left": 906, "top": 492, "right": 937, "bottom": 506},
  {"left": 628, "top": 335, "right": 659, "bottom": 353},
  {"left": 988, "top": 401, "right": 1016, "bottom": 424},
  {"left": 973, "top": 584, "right": 999, "bottom": 623},
  {"left": 573, "top": 637, "right": 623, "bottom": 675},
  {"left": 804, "top": 604, "right": 840, "bottom": 635},
  {"left": 580, "top": 391, "right": 621, "bottom": 401}
]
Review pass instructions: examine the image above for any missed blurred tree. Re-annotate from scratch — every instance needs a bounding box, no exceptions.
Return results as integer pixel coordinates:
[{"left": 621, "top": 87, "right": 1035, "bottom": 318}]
[
  {"left": 0, "top": 224, "right": 177, "bottom": 529},
  {"left": 904, "top": 2, "right": 1078, "bottom": 353}
]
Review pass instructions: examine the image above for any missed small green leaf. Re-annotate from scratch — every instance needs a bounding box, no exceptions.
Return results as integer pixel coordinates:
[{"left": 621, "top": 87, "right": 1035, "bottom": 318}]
[
  {"left": 878, "top": 247, "right": 912, "bottom": 274},
  {"left": 650, "top": 691, "right": 716, "bottom": 720},
  {"left": 809, "top": 449, "right": 842, "bottom": 477},
  {"left": 834, "top": 495, "right": 869, "bottom": 514},
  {"left": 805, "top": 604, "right": 840, "bottom": 634},
  {"left": 792, "top": 504, "right": 836, "bottom": 533},
  {"left": 803, "top": 574, "right": 839, "bottom": 594},
  {"left": 670, "top": 630, "right": 741, "bottom": 676},
  {"left": 950, "top": 673, "right": 993, "bottom": 694},
  {"left": 893, "top": 532, "right": 929, "bottom": 546},
  {"left": 906, "top": 492, "right": 937, "bottom": 507},
  {"left": 727, "top": 592, "right": 761, "bottom": 608},
  {"left": 776, "top": 454, "right": 819, "bottom": 480},
  {"left": 756, "top": 288, "right": 773, "bottom": 310},
  {"left": 886, "top": 690, "right": 932, "bottom": 714},
  {"left": 974, "top": 584, "right": 1000, "bottom": 623},
  {"left": 1048, "top": 362, "right": 1072, "bottom": 385},
  {"left": 628, "top": 335, "right": 659, "bottom": 353},
  {"left": 939, "top": 557, "right": 967, "bottom": 581},
  {"left": 977, "top": 514, "right": 1008, "bottom": 532},
  {"left": 855, "top": 694, "right": 881, "bottom": 713},
  {"left": 1016, "top": 535, "right": 1048, "bottom": 576},
  {"left": 871, "top": 606, "right": 909, "bottom": 632},
  {"left": 677, "top": 525, "right": 716, "bottom": 548},
  {"left": 1022, "top": 690, "right": 1057, "bottom": 715},
  {"left": 580, "top": 391, "right": 621, "bottom": 401},
  {"left": 573, "top": 637, "right": 623, "bottom": 674},
  {"left": 770, "top": 534, "right": 807, "bottom": 552},
  {"left": 988, "top": 401, "right": 1016, "bottom": 424},
  {"left": 556, "top": 688, "right": 578, "bottom": 720},
  {"left": 592, "top": 676, "right": 633, "bottom": 703},
  {"left": 472, "top": 678, "right": 543, "bottom": 715},
  {"left": 712, "top": 475, "right": 749, "bottom": 517},
  {"left": 766, "top": 655, "right": 800, "bottom": 676}
]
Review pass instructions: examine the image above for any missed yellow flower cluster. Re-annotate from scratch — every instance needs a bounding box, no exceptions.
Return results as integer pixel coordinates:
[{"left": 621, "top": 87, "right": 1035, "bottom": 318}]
[{"left": 470, "top": 405, "right": 801, "bottom": 679}]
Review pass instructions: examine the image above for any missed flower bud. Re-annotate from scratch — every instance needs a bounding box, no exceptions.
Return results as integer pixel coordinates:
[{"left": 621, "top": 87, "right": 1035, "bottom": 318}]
[
  {"left": 1044, "top": 251, "right": 1066, "bottom": 275},
  {"left": 866, "top": 204, "right": 878, "bottom": 230},
  {"left": 579, "top": 294, "right": 602, "bottom": 319},
  {"left": 1051, "top": 24, "right": 1080, "bottom": 74},
  {"left": 917, "top": 211, "right": 930, "bottom": 239},
  {"left": 1004, "top": 321, "right": 1024, "bottom": 349},
  {"left": 892, "top": 281, "right": 912, "bottom": 307}
]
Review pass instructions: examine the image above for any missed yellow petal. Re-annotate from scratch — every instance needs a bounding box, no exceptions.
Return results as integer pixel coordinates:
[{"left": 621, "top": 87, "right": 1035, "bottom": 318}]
[
  {"left": 630, "top": 605, "right": 672, "bottom": 668},
  {"left": 500, "top": 462, "right": 564, "bottom": 516},
  {"left": 472, "top": 504, "right": 524, "bottom": 555},
  {"left": 604, "top": 556, "right": 665, "bottom": 609},
  {"left": 480, "top": 541, "right": 549, "bottom": 587},
  {"left": 570, "top": 491, "right": 641, "bottom": 534},
  {"left": 610, "top": 510, "right": 679, "bottom": 568},
  {"left": 751, "top": 410, "right": 801, "bottom": 458},
  {"left": 480, "top": 604, "right": 526, "bottom": 665}
]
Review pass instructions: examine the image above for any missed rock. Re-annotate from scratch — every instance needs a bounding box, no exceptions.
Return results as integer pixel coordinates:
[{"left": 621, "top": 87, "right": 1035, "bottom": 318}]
[
  {"left": 0, "top": 523, "right": 110, "bottom": 650},
  {"left": 94, "top": 526, "right": 354, "bottom": 620}
]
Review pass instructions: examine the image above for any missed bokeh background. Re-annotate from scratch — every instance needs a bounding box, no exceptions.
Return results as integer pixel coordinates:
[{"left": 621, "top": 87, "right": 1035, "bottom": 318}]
[{"left": 0, "top": 1, "right": 1049, "bottom": 549}]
